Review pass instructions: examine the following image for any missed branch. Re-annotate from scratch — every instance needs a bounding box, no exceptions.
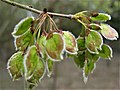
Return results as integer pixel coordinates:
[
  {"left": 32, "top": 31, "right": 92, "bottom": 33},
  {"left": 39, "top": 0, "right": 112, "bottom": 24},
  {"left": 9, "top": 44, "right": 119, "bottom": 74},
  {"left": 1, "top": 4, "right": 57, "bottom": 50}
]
[{"left": 1, "top": 0, "right": 73, "bottom": 19}]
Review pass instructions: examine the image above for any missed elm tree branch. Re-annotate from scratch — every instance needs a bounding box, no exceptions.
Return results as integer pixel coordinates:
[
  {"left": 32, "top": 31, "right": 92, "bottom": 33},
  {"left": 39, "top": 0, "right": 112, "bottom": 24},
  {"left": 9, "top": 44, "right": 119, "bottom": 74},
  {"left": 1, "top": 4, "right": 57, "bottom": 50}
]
[{"left": 1, "top": 0, "right": 73, "bottom": 19}]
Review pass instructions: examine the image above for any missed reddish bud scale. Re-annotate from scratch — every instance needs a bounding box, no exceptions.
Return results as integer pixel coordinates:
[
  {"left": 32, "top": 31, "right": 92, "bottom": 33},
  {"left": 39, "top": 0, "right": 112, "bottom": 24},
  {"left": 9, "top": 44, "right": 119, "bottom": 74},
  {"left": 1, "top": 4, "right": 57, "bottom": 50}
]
[
  {"left": 46, "top": 32, "right": 53, "bottom": 39},
  {"left": 30, "top": 21, "right": 35, "bottom": 34},
  {"left": 56, "top": 29, "right": 64, "bottom": 35},
  {"left": 43, "top": 8, "right": 47, "bottom": 13},
  {"left": 85, "top": 28, "right": 90, "bottom": 36},
  {"left": 91, "top": 12, "right": 99, "bottom": 17},
  {"left": 87, "top": 17, "right": 92, "bottom": 22},
  {"left": 86, "top": 24, "right": 92, "bottom": 29}
]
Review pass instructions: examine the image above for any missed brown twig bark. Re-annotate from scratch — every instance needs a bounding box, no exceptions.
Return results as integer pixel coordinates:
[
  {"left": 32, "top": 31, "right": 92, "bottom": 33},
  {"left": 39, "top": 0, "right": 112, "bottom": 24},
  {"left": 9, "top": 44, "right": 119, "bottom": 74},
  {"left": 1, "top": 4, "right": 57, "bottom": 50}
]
[{"left": 1, "top": 0, "right": 73, "bottom": 19}]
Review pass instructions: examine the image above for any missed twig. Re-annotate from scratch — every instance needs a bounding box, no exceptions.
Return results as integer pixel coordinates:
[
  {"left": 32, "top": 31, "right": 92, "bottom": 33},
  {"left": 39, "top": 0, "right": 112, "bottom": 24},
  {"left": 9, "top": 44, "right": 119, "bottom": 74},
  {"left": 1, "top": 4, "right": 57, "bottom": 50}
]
[{"left": 1, "top": 0, "right": 73, "bottom": 19}]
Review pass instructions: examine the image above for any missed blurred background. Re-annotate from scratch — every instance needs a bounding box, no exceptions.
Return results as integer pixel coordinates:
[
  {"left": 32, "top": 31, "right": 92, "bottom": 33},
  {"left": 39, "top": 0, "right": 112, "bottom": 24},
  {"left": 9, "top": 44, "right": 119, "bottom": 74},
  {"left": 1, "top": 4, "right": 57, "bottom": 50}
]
[{"left": 0, "top": 0, "right": 120, "bottom": 90}]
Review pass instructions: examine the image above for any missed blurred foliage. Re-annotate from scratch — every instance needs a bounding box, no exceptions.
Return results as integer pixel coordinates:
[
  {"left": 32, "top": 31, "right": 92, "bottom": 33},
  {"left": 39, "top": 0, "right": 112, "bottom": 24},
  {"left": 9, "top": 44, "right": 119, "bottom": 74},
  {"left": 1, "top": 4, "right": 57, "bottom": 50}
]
[{"left": 0, "top": 0, "right": 120, "bottom": 62}]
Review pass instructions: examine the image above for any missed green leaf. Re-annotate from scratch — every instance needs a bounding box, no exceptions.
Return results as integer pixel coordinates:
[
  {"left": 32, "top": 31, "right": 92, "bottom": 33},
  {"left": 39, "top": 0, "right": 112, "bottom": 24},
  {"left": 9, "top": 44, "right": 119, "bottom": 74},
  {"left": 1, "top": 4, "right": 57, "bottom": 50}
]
[
  {"left": 82, "top": 50, "right": 99, "bottom": 83},
  {"left": 77, "top": 37, "right": 86, "bottom": 51},
  {"left": 83, "top": 60, "right": 88, "bottom": 84},
  {"left": 74, "top": 50, "right": 99, "bottom": 84},
  {"left": 73, "top": 11, "right": 91, "bottom": 24},
  {"left": 88, "top": 23, "right": 102, "bottom": 30},
  {"left": 98, "top": 44, "right": 113, "bottom": 59},
  {"left": 12, "top": 17, "right": 34, "bottom": 36},
  {"left": 86, "top": 30, "right": 103, "bottom": 54},
  {"left": 7, "top": 52, "right": 24, "bottom": 81},
  {"left": 74, "top": 49, "right": 99, "bottom": 69},
  {"left": 100, "top": 23, "right": 119, "bottom": 40},
  {"left": 46, "top": 59, "right": 54, "bottom": 77},
  {"left": 86, "top": 60, "right": 95, "bottom": 74},
  {"left": 37, "top": 35, "right": 46, "bottom": 58},
  {"left": 63, "top": 31, "right": 78, "bottom": 54},
  {"left": 86, "top": 50, "right": 100, "bottom": 63},
  {"left": 83, "top": 59, "right": 96, "bottom": 83},
  {"left": 14, "top": 30, "right": 33, "bottom": 51},
  {"left": 74, "top": 52, "right": 85, "bottom": 68},
  {"left": 45, "top": 33, "right": 65, "bottom": 61},
  {"left": 90, "top": 13, "right": 111, "bottom": 22},
  {"left": 24, "top": 45, "right": 45, "bottom": 82},
  {"left": 27, "top": 58, "right": 45, "bottom": 86}
]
